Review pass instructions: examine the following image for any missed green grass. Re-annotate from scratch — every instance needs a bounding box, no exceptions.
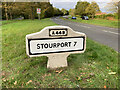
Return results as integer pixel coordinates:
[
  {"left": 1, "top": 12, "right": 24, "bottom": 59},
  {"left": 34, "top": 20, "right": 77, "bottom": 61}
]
[
  {"left": 2, "top": 20, "right": 20, "bottom": 25},
  {"left": 61, "top": 17, "right": 118, "bottom": 28},
  {"left": 2, "top": 18, "right": 118, "bottom": 88}
]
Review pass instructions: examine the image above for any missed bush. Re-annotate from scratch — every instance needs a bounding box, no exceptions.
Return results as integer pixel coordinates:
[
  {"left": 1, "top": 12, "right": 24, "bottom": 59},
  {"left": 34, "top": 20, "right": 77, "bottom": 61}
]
[
  {"left": 75, "top": 15, "right": 80, "bottom": 18},
  {"left": 88, "top": 15, "right": 95, "bottom": 18},
  {"left": 106, "top": 14, "right": 114, "bottom": 17},
  {"left": 95, "top": 15, "right": 100, "bottom": 18},
  {"left": 95, "top": 13, "right": 117, "bottom": 20},
  {"left": 114, "top": 13, "right": 118, "bottom": 19},
  {"left": 102, "top": 14, "right": 107, "bottom": 19}
]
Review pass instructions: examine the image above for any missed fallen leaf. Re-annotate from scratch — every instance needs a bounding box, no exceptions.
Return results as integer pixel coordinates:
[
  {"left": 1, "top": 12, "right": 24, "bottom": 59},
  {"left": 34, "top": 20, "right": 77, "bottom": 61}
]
[
  {"left": 107, "top": 67, "right": 109, "bottom": 69},
  {"left": 104, "top": 79, "right": 107, "bottom": 81},
  {"left": 26, "top": 80, "right": 32, "bottom": 85},
  {"left": 55, "top": 70, "right": 63, "bottom": 74},
  {"left": 104, "top": 85, "right": 107, "bottom": 88},
  {"left": 64, "top": 78, "right": 69, "bottom": 80},
  {"left": 2, "top": 72, "right": 5, "bottom": 76},
  {"left": 12, "top": 77, "right": 14, "bottom": 80},
  {"left": 14, "top": 81, "right": 17, "bottom": 85},
  {"left": 77, "top": 77, "right": 80, "bottom": 80},
  {"left": 108, "top": 72, "right": 116, "bottom": 75},
  {"left": 42, "top": 74, "right": 47, "bottom": 78},
  {"left": 90, "top": 81, "right": 92, "bottom": 82},
  {"left": 17, "top": 71, "right": 19, "bottom": 74},
  {"left": 81, "top": 73, "right": 85, "bottom": 74},
  {"left": 2, "top": 78, "right": 6, "bottom": 82},
  {"left": 21, "top": 83, "right": 24, "bottom": 87},
  {"left": 89, "top": 73, "right": 95, "bottom": 76},
  {"left": 77, "top": 76, "right": 82, "bottom": 81}
]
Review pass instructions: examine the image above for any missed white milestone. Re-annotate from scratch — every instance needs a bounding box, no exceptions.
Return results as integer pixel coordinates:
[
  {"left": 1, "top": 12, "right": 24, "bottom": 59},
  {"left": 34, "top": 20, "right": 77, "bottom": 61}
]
[{"left": 26, "top": 26, "right": 86, "bottom": 69}]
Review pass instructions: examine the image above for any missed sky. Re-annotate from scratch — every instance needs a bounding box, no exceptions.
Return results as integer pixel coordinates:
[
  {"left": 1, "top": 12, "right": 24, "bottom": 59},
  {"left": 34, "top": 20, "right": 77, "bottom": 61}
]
[{"left": 50, "top": 0, "right": 113, "bottom": 13}]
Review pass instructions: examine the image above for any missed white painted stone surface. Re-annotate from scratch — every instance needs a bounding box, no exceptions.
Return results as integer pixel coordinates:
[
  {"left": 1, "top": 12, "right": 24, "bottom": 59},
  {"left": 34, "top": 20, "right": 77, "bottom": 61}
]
[{"left": 26, "top": 26, "right": 86, "bottom": 69}]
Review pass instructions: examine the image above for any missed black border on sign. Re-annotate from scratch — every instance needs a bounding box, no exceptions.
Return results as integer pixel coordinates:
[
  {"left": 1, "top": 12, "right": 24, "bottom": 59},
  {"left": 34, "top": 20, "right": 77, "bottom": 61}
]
[
  {"left": 28, "top": 36, "right": 85, "bottom": 55},
  {"left": 49, "top": 28, "right": 68, "bottom": 36}
]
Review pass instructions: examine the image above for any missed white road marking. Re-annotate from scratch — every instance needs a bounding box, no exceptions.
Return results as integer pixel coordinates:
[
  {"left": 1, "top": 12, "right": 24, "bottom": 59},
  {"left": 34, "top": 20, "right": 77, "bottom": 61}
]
[
  {"left": 103, "top": 30, "right": 108, "bottom": 32},
  {"left": 81, "top": 25, "right": 91, "bottom": 28},
  {"left": 109, "top": 31, "right": 119, "bottom": 35},
  {"left": 109, "top": 28, "right": 116, "bottom": 30},
  {"left": 103, "top": 30, "right": 119, "bottom": 35},
  {"left": 91, "top": 25, "right": 118, "bottom": 30},
  {"left": 75, "top": 24, "right": 91, "bottom": 28}
]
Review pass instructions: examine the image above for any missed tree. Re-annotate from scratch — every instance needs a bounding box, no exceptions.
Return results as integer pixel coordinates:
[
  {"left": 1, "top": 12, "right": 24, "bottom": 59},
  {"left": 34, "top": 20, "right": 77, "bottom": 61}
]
[
  {"left": 2, "top": 2, "right": 54, "bottom": 20},
  {"left": 61, "top": 8, "right": 69, "bottom": 15},
  {"left": 75, "top": 1, "right": 90, "bottom": 16},
  {"left": 90, "top": 1, "right": 101, "bottom": 13},
  {"left": 85, "top": 4, "right": 95, "bottom": 18},
  {"left": 41, "top": 2, "right": 54, "bottom": 18},
  {"left": 13, "top": 2, "right": 30, "bottom": 19},
  {"left": 75, "top": 1, "right": 100, "bottom": 18},
  {"left": 69, "top": 9, "right": 75, "bottom": 16},
  {"left": 2, "top": 2, "right": 9, "bottom": 20},
  {"left": 105, "top": 0, "right": 119, "bottom": 13},
  {"left": 53, "top": 7, "right": 63, "bottom": 16},
  {"left": 85, "top": 1, "right": 101, "bottom": 18}
]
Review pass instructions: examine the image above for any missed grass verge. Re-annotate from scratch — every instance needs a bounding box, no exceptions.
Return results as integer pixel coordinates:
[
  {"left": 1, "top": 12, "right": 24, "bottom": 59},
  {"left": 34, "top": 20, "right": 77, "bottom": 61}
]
[
  {"left": 2, "top": 20, "right": 21, "bottom": 25},
  {"left": 2, "top": 18, "right": 118, "bottom": 88},
  {"left": 60, "top": 17, "right": 118, "bottom": 28}
]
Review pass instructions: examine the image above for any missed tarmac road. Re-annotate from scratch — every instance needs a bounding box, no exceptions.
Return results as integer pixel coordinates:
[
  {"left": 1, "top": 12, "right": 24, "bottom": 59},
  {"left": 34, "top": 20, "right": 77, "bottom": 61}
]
[{"left": 51, "top": 17, "right": 119, "bottom": 52}]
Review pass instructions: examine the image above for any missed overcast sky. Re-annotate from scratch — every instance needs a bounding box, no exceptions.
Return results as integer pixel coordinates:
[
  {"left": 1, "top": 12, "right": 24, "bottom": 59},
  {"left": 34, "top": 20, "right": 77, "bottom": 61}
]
[{"left": 50, "top": 0, "right": 113, "bottom": 13}]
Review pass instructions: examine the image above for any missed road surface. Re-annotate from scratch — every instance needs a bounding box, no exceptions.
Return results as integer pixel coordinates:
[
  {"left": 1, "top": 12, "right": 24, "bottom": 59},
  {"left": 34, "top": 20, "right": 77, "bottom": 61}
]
[{"left": 51, "top": 17, "right": 118, "bottom": 52}]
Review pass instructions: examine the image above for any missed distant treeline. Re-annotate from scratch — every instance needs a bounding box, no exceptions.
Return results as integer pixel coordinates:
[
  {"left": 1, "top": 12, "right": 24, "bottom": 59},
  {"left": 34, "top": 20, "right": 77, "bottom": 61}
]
[
  {"left": 69, "top": 1, "right": 118, "bottom": 19},
  {"left": 2, "top": 2, "right": 69, "bottom": 20},
  {"left": 69, "top": 1, "right": 101, "bottom": 18}
]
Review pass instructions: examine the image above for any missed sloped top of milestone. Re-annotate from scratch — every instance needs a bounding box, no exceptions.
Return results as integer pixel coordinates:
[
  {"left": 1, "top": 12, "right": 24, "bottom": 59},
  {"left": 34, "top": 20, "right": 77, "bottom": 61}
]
[{"left": 26, "top": 26, "right": 86, "bottom": 39}]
